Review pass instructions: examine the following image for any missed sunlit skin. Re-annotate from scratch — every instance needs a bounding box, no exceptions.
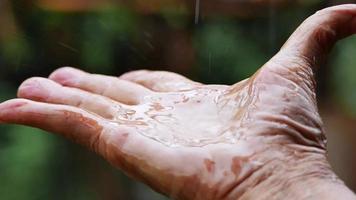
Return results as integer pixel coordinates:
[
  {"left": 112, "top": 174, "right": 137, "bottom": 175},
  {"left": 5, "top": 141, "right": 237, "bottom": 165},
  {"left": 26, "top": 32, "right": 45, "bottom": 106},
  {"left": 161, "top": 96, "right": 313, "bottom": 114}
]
[{"left": 1, "top": 4, "right": 356, "bottom": 200}]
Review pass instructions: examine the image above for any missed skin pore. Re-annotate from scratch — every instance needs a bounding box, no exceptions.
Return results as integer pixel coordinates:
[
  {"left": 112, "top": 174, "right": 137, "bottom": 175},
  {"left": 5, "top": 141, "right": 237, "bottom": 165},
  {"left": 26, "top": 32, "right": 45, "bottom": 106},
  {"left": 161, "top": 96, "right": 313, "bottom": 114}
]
[{"left": 1, "top": 4, "right": 356, "bottom": 200}]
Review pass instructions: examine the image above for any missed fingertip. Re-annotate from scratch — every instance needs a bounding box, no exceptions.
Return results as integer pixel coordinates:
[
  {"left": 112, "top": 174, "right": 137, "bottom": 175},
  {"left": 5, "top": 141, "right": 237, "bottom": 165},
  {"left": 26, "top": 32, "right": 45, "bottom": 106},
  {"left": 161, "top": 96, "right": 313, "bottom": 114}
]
[
  {"left": 49, "top": 66, "right": 84, "bottom": 85},
  {"left": 0, "top": 99, "right": 29, "bottom": 122},
  {"left": 17, "top": 77, "right": 50, "bottom": 101},
  {"left": 0, "top": 99, "right": 29, "bottom": 110}
]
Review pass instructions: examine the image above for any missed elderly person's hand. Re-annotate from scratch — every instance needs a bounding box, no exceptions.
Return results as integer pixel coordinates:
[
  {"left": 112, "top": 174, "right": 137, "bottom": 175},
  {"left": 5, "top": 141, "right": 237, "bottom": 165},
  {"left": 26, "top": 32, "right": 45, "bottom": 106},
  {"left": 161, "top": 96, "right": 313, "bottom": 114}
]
[{"left": 1, "top": 4, "right": 356, "bottom": 200}]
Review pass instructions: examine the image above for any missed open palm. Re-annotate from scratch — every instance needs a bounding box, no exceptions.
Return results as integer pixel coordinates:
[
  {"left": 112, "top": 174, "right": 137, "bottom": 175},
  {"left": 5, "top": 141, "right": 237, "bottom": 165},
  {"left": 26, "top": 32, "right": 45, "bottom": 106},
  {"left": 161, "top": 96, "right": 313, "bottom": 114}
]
[{"left": 1, "top": 5, "right": 356, "bottom": 200}]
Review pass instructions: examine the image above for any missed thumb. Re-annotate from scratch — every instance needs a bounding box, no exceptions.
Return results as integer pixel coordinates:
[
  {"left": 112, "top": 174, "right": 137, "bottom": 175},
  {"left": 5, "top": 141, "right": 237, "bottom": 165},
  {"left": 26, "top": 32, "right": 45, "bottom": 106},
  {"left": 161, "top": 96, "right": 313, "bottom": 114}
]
[
  {"left": 271, "top": 4, "right": 356, "bottom": 72},
  {"left": 246, "top": 5, "right": 356, "bottom": 149},
  {"left": 283, "top": 4, "right": 356, "bottom": 62},
  {"left": 256, "top": 4, "right": 356, "bottom": 105}
]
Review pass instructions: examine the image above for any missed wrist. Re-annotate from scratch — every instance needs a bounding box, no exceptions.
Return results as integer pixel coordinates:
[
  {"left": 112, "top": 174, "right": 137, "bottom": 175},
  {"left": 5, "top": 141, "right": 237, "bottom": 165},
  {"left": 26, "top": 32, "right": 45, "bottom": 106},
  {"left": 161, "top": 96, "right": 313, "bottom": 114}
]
[{"left": 227, "top": 145, "right": 356, "bottom": 200}]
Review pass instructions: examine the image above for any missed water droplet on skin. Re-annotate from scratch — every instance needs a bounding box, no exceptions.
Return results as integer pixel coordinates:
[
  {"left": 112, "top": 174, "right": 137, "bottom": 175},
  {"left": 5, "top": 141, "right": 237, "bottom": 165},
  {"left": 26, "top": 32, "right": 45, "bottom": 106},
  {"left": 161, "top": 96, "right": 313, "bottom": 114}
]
[
  {"left": 168, "top": 142, "right": 179, "bottom": 148},
  {"left": 126, "top": 110, "right": 136, "bottom": 115},
  {"left": 214, "top": 92, "right": 223, "bottom": 104},
  {"left": 227, "top": 136, "right": 238, "bottom": 144},
  {"left": 152, "top": 115, "right": 176, "bottom": 123},
  {"left": 331, "top": 174, "right": 338, "bottom": 182},
  {"left": 253, "top": 160, "right": 263, "bottom": 166}
]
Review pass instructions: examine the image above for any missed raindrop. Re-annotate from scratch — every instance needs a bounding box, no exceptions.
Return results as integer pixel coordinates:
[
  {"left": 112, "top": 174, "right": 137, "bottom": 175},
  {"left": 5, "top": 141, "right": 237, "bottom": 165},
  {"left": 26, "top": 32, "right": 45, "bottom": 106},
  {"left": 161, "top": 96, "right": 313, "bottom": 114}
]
[
  {"left": 195, "top": 0, "right": 201, "bottom": 25},
  {"left": 193, "top": 138, "right": 200, "bottom": 144},
  {"left": 208, "top": 52, "right": 212, "bottom": 74},
  {"left": 268, "top": 1, "right": 276, "bottom": 53},
  {"left": 58, "top": 42, "right": 79, "bottom": 53}
]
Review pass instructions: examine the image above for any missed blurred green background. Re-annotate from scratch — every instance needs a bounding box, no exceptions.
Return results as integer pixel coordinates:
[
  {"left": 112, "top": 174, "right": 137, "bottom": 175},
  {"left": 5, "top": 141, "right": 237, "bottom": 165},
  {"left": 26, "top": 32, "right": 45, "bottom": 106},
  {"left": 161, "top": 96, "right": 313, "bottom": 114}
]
[{"left": 1, "top": 0, "right": 356, "bottom": 199}]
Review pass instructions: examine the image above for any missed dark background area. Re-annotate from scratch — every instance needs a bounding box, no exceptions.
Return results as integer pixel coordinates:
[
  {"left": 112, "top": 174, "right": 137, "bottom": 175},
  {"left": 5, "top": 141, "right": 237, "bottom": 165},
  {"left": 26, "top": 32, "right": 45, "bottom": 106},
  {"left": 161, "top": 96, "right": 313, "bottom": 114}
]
[{"left": 0, "top": 0, "right": 356, "bottom": 199}]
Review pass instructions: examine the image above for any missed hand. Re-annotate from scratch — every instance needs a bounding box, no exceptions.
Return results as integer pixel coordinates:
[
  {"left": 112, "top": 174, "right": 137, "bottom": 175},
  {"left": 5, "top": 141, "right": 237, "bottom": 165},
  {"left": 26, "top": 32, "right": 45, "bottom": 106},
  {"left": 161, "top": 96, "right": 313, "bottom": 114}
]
[{"left": 1, "top": 4, "right": 356, "bottom": 200}]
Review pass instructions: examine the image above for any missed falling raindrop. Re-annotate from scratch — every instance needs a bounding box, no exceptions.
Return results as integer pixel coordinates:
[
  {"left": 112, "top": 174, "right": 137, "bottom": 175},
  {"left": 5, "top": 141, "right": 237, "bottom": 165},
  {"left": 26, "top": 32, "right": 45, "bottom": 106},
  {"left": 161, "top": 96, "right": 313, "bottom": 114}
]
[
  {"left": 208, "top": 52, "right": 212, "bottom": 74},
  {"left": 195, "top": 0, "right": 201, "bottom": 25},
  {"left": 58, "top": 42, "right": 79, "bottom": 53},
  {"left": 268, "top": 1, "right": 276, "bottom": 53}
]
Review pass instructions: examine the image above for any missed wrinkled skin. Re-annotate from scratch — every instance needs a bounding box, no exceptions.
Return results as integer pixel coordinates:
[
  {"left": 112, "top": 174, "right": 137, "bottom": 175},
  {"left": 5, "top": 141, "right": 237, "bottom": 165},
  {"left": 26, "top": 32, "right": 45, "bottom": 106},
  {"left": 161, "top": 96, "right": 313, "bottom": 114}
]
[{"left": 1, "top": 4, "right": 356, "bottom": 200}]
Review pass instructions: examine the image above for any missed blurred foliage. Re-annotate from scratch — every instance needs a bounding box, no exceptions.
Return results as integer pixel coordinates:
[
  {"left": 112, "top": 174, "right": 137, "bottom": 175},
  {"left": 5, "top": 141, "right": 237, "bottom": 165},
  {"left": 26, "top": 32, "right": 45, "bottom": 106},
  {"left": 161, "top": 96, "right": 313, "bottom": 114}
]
[
  {"left": 1, "top": 35, "right": 31, "bottom": 68},
  {"left": 331, "top": 36, "right": 356, "bottom": 115},
  {"left": 81, "top": 7, "right": 138, "bottom": 72},
  {"left": 159, "top": 6, "right": 189, "bottom": 29},
  {"left": 194, "top": 19, "right": 267, "bottom": 84},
  {"left": 0, "top": 126, "right": 53, "bottom": 199},
  {"left": 1, "top": 1, "right": 356, "bottom": 200}
]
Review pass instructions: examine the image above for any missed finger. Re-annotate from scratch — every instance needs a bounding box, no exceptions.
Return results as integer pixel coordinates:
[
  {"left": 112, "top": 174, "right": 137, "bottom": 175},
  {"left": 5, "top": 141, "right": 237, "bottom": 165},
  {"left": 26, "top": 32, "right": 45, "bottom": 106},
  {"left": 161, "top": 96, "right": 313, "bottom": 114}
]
[
  {"left": 0, "top": 98, "right": 109, "bottom": 150},
  {"left": 119, "top": 70, "right": 202, "bottom": 92},
  {"left": 18, "top": 77, "right": 121, "bottom": 119},
  {"left": 0, "top": 100, "right": 200, "bottom": 198},
  {"left": 0, "top": 98, "right": 152, "bottom": 163},
  {"left": 49, "top": 67, "right": 152, "bottom": 105}
]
